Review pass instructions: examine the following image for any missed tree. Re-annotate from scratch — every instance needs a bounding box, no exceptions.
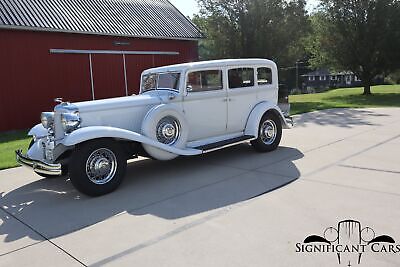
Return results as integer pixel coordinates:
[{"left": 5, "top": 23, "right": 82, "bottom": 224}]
[
  {"left": 307, "top": 0, "right": 400, "bottom": 95},
  {"left": 193, "top": 0, "right": 310, "bottom": 67}
]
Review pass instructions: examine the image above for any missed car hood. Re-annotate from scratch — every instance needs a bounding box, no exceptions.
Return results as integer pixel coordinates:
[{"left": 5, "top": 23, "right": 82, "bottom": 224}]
[{"left": 74, "top": 94, "right": 161, "bottom": 113}]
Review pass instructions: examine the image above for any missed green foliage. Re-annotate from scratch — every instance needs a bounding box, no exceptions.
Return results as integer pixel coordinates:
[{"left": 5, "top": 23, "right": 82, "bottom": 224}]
[
  {"left": 303, "top": 13, "right": 334, "bottom": 69},
  {"left": 0, "top": 130, "right": 30, "bottom": 170},
  {"left": 193, "top": 0, "right": 311, "bottom": 67},
  {"left": 305, "top": 0, "right": 400, "bottom": 94}
]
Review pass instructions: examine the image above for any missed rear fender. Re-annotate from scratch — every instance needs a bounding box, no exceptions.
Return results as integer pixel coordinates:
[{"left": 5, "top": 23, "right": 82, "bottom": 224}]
[{"left": 245, "top": 102, "right": 291, "bottom": 137}]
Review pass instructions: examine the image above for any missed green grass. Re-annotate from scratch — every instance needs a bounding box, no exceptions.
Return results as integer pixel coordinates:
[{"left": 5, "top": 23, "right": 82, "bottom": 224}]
[
  {"left": 290, "top": 85, "right": 400, "bottom": 115},
  {"left": 0, "top": 85, "right": 399, "bottom": 170},
  {"left": 0, "top": 130, "right": 30, "bottom": 170}
]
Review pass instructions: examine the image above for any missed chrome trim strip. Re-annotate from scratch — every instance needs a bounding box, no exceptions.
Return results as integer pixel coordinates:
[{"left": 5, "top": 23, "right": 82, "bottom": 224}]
[
  {"left": 123, "top": 54, "right": 128, "bottom": 96},
  {"left": 89, "top": 53, "right": 95, "bottom": 100},
  {"left": 202, "top": 137, "right": 257, "bottom": 154},
  {"left": 16, "top": 150, "right": 62, "bottom": 176}
]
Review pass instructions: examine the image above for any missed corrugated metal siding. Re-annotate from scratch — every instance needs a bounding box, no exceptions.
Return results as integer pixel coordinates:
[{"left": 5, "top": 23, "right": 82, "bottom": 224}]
[
  {"left": 0, "top": 29, "right": 199, "bottom": 131},
  {"left": 0, "top": 0, "right": 203, "bottom": 40}
]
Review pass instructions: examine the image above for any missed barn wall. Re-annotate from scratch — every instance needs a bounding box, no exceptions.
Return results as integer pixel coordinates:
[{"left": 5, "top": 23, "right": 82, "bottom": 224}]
[{"left": 0, "top": 29, "right": 198, "bottom": 131}]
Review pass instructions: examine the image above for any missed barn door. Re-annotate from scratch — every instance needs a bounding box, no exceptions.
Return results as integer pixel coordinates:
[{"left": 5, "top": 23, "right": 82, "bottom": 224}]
[{"left": 91, "top": 54, "right": 126, "bottom": 100}]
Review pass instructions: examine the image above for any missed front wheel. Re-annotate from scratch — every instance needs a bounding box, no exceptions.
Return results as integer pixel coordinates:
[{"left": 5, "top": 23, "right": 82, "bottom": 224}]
[
  {"left": 251, "top": 112, "right": 282, "bottom": 152},
  {"left": 68, "top": 139, "right": 127, "bottom": 196}
]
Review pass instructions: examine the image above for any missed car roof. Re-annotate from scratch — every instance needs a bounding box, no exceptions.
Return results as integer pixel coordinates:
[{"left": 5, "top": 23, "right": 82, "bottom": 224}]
[{"left": 142, "top": 58, "right": 277, "bottom": 74}]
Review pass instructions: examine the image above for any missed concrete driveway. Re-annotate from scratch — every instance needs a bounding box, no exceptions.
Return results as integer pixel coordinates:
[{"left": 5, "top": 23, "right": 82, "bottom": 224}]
[{"left": 1, "top": 108, "right": 399, "bottom": 267}]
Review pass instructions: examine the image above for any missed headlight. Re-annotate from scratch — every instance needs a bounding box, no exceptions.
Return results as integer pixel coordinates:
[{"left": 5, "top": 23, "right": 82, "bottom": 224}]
[
  {"left": 61, "top": 112, "right": 81, "bottom": 133},
  {"left": 41, "top": 112, "right": 54, "bottom": 129}
]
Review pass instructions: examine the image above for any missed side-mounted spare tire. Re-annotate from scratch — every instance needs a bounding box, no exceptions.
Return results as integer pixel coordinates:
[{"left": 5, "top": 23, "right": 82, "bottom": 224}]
[{"left": 141, "top": 104, "right": 189, "bottom": 160}]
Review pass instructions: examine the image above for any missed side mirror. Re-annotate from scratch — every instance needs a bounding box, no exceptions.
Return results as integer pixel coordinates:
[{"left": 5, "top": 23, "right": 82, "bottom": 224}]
[{"left": 186, "top": 85, "right": 193, "bottom": 92}]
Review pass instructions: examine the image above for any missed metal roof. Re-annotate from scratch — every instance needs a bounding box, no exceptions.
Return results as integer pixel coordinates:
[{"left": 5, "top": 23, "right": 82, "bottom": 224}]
[{"left": 0, "top": 0, "right": 204, "bottom": 40}]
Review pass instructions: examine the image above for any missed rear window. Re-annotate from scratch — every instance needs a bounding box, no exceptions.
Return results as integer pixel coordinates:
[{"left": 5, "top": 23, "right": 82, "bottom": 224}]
[
  {"left": 228, "top": 68, "right": 255, "bottom": 89},
  {"left": 186, "top": 70, "right": 223, "bottom": 92},
  {"left": 257, "top": 67, "right": 273, "bottom": 85}
]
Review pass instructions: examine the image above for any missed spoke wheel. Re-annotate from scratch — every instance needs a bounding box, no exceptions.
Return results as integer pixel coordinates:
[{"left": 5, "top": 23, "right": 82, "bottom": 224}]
[
  {"left": 156, "top": 116, "right": 181, "bottom": 145},
  {"left": 86, "top": 148, "right": 117, "bottom": 185},
  {"left": 251, "top": 112, "right": 282, "bottom": 152},
  {"left": 260, "top": 119, "right": 278, "bottom": 145},
  {"left": 69, "top": 139, "right": 126, "bottom": 196}
]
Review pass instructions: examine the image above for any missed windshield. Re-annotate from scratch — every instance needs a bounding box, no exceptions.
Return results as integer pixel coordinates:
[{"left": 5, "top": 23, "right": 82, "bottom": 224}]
[{"left": 141, "top": 72, "right": 181, "bottom": 93}]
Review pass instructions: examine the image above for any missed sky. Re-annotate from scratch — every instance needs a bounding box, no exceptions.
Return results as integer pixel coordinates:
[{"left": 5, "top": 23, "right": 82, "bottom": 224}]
[{"left": 169, "top": 0, "right": 320, "bottom": 17}]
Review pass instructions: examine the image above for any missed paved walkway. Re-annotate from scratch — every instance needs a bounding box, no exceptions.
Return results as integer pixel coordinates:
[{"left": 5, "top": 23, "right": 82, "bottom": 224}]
[{"left": 1, "top": 108, "right": 399, "bottom": 266}]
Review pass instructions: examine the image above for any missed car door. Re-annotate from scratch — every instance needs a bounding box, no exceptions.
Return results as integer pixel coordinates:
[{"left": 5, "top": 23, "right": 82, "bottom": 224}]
[
  {"left": 183, "top": 69, "right": 228, "bottom": 142},
  {"left": 226, "top": 67, "right": 258, "bottom": 133}
]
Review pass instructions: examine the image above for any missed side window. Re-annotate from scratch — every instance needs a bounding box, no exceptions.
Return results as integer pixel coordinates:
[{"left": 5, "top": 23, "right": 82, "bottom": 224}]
[
  {"left": 257, "top": 67, "right": 273, "bottom": 85},
  {"left": 228, "top": 68, "right": 255, "bottom": 89},
  {"left": 187, "top": 70, "right": 223, "bottom": 92},
  {"left": 158, "top": 73, "right": 180, "bottom": 91}
]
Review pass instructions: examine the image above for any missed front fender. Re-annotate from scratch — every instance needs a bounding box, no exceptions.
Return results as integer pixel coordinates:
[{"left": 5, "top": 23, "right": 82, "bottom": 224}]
[
  {"left": 28, "top": 124, "right": 48, "bottom": 139},
  {"left": 245, "top": 102, "right": 291, "bottom": 137},
  {"left": 62, "top": 126, "right": 201, "bottom": 156}
]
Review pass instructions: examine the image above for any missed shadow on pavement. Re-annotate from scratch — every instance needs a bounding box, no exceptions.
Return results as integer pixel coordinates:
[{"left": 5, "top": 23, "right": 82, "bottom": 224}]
[
  {"left": 0, "top": 145, "right": 303, "bottom": 242},
  {"left": 295, "top": 108, "right": 389, "bottom": 128}
]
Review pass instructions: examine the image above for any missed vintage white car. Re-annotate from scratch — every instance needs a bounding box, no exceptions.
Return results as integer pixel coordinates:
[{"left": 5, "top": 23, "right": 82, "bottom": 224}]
[{"left": 16, "top": 59, "right": 292, "bottom": 196}]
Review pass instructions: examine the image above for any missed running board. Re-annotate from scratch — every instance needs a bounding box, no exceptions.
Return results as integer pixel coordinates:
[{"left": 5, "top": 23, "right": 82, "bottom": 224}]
[{"left": 195, "top": 135, "right": 256, "bottom": 153}]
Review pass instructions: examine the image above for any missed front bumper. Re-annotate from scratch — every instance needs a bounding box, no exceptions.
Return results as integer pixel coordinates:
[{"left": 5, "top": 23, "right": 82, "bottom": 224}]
[{"left": 16, "top": 150, "right": 62, "bottom": 176}]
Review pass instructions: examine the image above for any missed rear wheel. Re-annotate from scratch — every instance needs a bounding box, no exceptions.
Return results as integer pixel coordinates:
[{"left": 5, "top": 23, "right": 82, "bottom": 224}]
[
  {"left": 251, "top": 112, "right": 282, "bottom": 152},
  {"left": 68, "top": 139, "right": 127, "bottom": 196}
]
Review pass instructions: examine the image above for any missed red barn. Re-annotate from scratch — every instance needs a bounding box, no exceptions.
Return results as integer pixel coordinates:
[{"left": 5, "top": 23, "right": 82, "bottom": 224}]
[{"left": 0, "top": 0, "right": 203, "bottom": 131}]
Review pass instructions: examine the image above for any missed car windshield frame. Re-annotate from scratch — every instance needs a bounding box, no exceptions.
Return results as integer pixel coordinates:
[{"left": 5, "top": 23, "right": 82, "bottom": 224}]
[{"left": 141, "top": 72, "right": 181, "bottom": 93}]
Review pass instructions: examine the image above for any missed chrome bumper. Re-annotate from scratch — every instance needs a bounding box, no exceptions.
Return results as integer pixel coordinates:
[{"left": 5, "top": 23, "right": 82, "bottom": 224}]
[
  {"left": 285, "top": 116, "right": 294, "bottom": 127},
  {"left": 16, "top": 150, "right": 62, "bottom": 176}
]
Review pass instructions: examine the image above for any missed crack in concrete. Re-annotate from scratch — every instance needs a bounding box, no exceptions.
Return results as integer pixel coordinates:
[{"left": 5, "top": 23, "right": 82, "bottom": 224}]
[
  {"left": 0, "top": 241, "right": 43, "bottom": 257},
  {"left": 338, "top": 164, "right": 400, "bottom": 174}
]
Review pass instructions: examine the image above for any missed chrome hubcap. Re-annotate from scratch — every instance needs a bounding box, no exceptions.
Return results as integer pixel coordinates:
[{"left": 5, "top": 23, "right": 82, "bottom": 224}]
[
  {"left": 162, "top": 124, "right": 176, "bottom": 139},
  {"left": 86, "top": 148, "right": 117, "bottom": 185},
  {"left": 260, "top": 119, "right": 277, "bottom": 145},
  {"left": 156, "top": 116, "right": 180, "bottom": 145}
]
